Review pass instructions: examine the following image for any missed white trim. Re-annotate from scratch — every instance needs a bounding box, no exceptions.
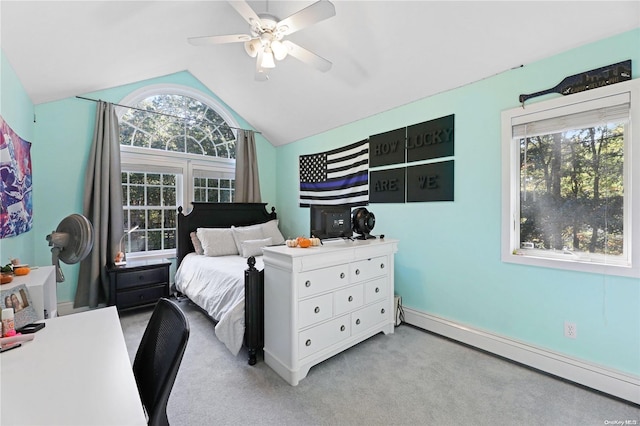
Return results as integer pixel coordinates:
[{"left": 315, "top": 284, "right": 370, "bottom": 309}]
[
  {"left": 404, "top": 307, "right": 640, "bottom": 404},
  {"left": 125, "top": 249, "right": 176, "bottom": 263},
  {"left": 511, "top": 92, "right": 630, "bottom": 130},
  {"left": 56, "top": 301, "right": 103, "bottom": 316},
  {"left": 116, "top": 83, "right": 240, "bottom": 136},
  {"left": 116, "top": 85, "right": 239, "bottom": 258},
  {"left": 501, "top": 79, "right": 640, "bottom": 278}
]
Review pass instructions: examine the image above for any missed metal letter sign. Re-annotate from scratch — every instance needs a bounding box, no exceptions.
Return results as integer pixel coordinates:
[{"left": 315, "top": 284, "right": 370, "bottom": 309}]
[
  {"left": 406, "top": 114, "right": 455, "bottom": 163},
  {"left": 369, "top": 128, "right": 405, "bottom": 167},
  {"left": 406, "top": 160, "right": 454, "bottom": 202},
  {"left": 369, "top": 168, "right": 405, "bottom": 203}
]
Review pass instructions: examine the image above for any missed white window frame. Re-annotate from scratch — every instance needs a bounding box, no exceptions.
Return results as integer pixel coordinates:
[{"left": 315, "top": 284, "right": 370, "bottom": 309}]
[
  {"left": 501, "top": 79, "right": 640, "bottom": 278},
  {"left": 118, "top": 85, "right": 238, "bottom": 261}
]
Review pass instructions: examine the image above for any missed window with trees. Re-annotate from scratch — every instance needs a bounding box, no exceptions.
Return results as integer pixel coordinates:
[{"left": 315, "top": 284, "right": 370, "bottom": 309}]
[
  {"left": 501, "top": 79, "right": 639, "bottom": 278},
  {"left": 118, "top": 85, "right": 237, "bottom": 259}
]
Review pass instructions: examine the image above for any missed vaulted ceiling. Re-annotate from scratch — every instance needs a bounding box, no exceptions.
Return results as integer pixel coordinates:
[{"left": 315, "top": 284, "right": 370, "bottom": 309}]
[{"left": 1, "top": 1, "right": 638, "bottom": 146}]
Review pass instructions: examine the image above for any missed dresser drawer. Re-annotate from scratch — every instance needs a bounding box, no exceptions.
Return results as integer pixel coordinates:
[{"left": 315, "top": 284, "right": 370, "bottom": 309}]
[
  {"left": 117, "top": 285, "right": 167, "bottom": 309},
  {"left": 298, "top": 264, "right": 349, "bottom": 299},
  {"left": 116, "top": 267, "right": 168, "bottom": 290},
  {"left": 350, "top": 256, "right": 387, "bottom": 283},
  {"left": 364, "top": 277, "right": 387, "bottom": 304},
  {"left": 299, "top": 315, "right": 351, "bottom": 359},
  {"left": 334, "top": 284, "right": 363, "bottom": 316},
  {"left": 351, "top": 300, "right": 388, "bottom": 333},
  {"left": 299, "top": 293, "right": 333, "bottom": 329}
]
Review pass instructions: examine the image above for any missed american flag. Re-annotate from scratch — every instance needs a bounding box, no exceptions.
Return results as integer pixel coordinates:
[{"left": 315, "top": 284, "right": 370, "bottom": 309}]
[{"left": 299, "top": 140, "right": 369, "bottom": 208}]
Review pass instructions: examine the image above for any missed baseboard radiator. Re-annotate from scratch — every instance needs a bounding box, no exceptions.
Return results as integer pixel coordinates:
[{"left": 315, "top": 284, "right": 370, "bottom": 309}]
[{"left": 404, "top": 307, "right": 640, "bottom": 405}]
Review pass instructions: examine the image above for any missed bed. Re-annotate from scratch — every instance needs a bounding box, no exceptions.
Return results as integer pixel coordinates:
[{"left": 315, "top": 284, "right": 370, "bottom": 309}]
[{"left": 174, "top": 202, "right": 280, "bottom": 365}]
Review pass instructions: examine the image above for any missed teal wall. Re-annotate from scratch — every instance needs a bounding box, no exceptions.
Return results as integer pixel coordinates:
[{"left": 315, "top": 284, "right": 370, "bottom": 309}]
[
  {"left": 2, "top": 68, "right": 276, "bottom": 305},
  {"left": 0, "top": 50, "right": 36, "bottom": 268},
  {"left": 2, "top": 28, "right": 638, "bottom": 377},
  {"left": 273, "top": 29, "right": 640, "bottom": 376}
]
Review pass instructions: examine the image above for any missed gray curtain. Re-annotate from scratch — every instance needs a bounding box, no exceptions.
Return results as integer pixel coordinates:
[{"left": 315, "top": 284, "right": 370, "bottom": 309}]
[
  {"left": 75, "top": 101, "right": 124, "bottom": 308},
  {"left": 235, "top": 129, "right": 262, "bottom": 202}
]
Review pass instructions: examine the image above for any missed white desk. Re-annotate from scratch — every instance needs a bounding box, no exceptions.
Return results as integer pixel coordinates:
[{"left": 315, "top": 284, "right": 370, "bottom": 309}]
[{"left": 0, "top": 307, "right": 146, "bottom": 425}]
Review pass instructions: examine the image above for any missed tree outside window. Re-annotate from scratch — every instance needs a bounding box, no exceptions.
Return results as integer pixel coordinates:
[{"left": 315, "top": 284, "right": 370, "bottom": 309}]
[
  {"left": 118, "top": 86, "right": 238, "bottom": 258},
  {"left": 502, "top": 80, "right": 639, "bottom": 277},
  {"left": 519, "top": 123, "right": 624, "bottom": 256}
]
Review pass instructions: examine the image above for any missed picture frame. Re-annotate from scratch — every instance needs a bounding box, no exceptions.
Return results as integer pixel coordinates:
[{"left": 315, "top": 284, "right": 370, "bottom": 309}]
[{"left": 1, "top": 284, "right": 39, "bottom": 329}]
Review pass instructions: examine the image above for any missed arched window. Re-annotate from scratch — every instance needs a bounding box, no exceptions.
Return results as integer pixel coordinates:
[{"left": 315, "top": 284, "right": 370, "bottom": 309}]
[{"left": 118, "top": 85, "right": 238, "bottom": 259}]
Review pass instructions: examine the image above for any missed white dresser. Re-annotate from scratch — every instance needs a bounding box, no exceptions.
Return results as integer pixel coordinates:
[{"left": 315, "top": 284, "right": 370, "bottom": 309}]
[
  {"left": 2, "top": 265, "right": 57, "bottom": 319},
  {"left": 263, "top": 238, "right": 398, "bottom": 385}
]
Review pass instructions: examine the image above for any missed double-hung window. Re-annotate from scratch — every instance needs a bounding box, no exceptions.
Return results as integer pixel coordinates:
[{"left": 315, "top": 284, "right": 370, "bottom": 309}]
[
  {"left": 501, "top": 79, "right": 639, "bottom": 277},
  {"left": 118, "top": 85, "right": 237, "bottom": 260}
]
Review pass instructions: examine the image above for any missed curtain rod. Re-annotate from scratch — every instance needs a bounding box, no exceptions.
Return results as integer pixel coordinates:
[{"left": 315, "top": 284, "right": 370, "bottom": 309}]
[{"left": 75, "top": 96, "right": 260, "bottom": 134}]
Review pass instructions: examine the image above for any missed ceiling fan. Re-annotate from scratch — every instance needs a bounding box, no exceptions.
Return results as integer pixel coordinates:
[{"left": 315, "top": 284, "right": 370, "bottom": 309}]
[{"left": 188, "top": 0, "right": 336, "bottom": 80}]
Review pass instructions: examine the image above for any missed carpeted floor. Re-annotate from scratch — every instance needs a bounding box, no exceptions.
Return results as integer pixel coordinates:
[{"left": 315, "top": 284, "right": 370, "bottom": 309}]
[{"left": 119, "top": 298, "right": 639, "bottom": 425}]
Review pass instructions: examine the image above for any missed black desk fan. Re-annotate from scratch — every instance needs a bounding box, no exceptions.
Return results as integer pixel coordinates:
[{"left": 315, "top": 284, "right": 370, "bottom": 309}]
[
  {"left": 352, "top": 207, "right": 376, "bottom": 240},
  {"left": 46, "top": 214, "right": 94, "bottom": 282}
]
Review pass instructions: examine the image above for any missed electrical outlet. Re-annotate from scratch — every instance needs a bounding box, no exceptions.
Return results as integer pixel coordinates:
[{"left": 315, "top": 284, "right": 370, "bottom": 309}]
[{"left": 564, "top": 321, "right": 577, "bottom": 339}]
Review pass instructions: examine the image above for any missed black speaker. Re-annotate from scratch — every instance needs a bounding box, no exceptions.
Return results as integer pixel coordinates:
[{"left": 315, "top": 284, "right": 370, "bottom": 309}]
[{"left": 352, "top": 208, "right": 376, "bottom": 240}]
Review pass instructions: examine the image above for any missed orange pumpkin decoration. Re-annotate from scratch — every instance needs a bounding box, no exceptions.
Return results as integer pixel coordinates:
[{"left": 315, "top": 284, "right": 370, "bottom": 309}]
[
  {"left": 13, "top": 267, "right": 30, "bottom": 276},
  {"left": 1, "top": 274, "right": 13, "bottom": 284},
  {"left": 298, "top": 238, "right": 311, "bottom": 248}
]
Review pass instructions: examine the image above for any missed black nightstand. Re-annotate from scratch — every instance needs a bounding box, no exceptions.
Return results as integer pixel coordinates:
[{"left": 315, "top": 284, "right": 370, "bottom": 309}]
[{"left": 107, "top": 259, "right": 171, "bottom": 310}]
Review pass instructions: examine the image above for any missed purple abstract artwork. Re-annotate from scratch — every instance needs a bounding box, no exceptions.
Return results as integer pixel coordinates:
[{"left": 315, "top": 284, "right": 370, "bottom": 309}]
[{"left": 0, "top": 115, "right": 33, "bottom": 238}]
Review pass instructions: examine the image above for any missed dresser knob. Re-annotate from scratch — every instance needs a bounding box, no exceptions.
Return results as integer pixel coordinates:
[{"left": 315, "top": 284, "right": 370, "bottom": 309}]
[
  {"left": 381, "top": 308, "right": 385, "bottom": 314},
  {"left": 355, "top": 269, "right": 360, "bottom": 275},
  {"left": 380, "top": 263, "right": 385, "bottom": 269},
  {"left": 305, "top": 280, "right": 311, "bottom": 287},
  {"left": 355, "top": 319, "right": 361, "bottom": 325},
  {"left": 314, "top": 306, "right": 320, "bottom": 314},
  {"left": 306, "top": 339, "right": 312, "bottom": 347},
  {"left": 348, "top": 296, "right": 353, "bottom": 302},
  {"left": 375, "top": 287, "right": 380, "bottom": 293},
  {"left": 340, "top": 325, "right": 345, "bottom": 332},
  {"left": 340, "top": 272, "right": 345, "bottom": 279}
]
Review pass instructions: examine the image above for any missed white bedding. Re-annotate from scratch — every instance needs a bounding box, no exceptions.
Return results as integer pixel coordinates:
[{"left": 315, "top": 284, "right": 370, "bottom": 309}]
[{"left": 175, "top": 253, "right": 264, "bottom": 356}]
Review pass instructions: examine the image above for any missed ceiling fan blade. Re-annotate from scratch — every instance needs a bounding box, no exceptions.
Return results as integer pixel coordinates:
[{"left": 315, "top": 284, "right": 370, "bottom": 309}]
[
  {"left": 188, "top": 34, "right": 252, "bottom": 46},
  {"left": 277, "top": 0, "right": 336, "bottom": 36},
  {"left": 282, "top": 40, "right": 332, "bottom": 72},
  {"left": 228, "top": 0, "right": 262, "bottom": 28}
]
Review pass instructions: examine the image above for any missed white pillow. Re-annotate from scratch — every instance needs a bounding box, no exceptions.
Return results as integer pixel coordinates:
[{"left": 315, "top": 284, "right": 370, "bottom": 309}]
[
  {"left": 231, "top": 225, "right": 264, "bottom": 254},
  {"left": 196, "top": 228, "right": 239, "bottom": 257},
  {"left": 240, "top": 237, "right": 273, "bottom": 258},
  {"left": 260, "top": 219, "right": 285, "bottom": 245}
]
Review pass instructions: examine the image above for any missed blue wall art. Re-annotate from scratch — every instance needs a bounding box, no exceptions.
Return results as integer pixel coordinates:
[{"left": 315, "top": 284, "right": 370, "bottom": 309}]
[{"left": 0, "top": 115, "right": 33, "bottom": 238}]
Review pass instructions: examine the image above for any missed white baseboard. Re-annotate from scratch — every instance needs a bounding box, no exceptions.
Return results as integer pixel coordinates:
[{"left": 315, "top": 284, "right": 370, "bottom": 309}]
[
  {"left": 57, "top": 301, "right": 106, "bottom": 316},
  {"left": 404, "top": 307, "right": 640, "bottom": 405}
]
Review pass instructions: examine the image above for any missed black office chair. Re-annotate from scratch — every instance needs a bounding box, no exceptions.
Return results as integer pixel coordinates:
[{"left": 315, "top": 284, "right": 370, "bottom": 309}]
[{"left": 133, "top": 298, "right": 190, "bottom": 426}]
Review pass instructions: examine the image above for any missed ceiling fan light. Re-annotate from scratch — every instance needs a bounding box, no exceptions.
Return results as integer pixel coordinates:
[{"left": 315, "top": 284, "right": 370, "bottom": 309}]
[
  {"left": 244, "top": 39, "right": 260, "bottom": 58},
  {"left": 271, "top": 40, "right": 288, "bottom": 61},
  {"left": 261, "top": 48, "right": 276, "bottom": 68}
]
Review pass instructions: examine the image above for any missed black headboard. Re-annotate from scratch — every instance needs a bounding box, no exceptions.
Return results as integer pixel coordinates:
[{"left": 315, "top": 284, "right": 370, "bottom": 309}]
[{"left": 176, "top": 202, "right": 277, "bottom": 267}]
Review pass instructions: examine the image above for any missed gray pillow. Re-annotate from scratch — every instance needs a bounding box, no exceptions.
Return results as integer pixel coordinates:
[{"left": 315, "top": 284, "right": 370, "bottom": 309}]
[
  {"left": 190, "top": 231, "right": 204, "bottom": 255},
  {"left": 231, "top": 225, "right": 264, "bottom": 254},
  {"left": 196, "top": 228, "right": 238, "bottom": 257},
  {"left": 240, "top": 237, "right": 273, "bottom": 258},
  {"left": 260, "top": 220, "right": 285, "bottom": 245}
]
